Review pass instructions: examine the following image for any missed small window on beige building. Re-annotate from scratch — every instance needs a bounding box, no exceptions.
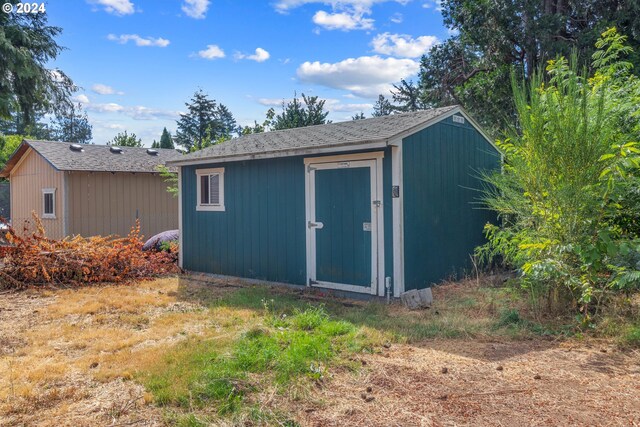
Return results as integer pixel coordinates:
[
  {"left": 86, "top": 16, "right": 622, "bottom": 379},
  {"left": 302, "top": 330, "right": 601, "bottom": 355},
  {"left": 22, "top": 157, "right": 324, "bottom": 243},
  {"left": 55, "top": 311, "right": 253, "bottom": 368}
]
[
  {"left": 196, "top": 168, "right": 225, "bottom": 211},
  {"left": 42, "top": 188, "right": 56, "bottom": 219}
]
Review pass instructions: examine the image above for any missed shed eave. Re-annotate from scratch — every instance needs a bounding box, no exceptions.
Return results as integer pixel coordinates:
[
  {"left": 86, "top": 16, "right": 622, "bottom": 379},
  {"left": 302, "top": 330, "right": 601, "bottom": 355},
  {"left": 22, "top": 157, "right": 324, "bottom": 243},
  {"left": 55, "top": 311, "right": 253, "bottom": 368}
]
[{"left": 166, "top": 139, "right": 390, "bottom": 167}]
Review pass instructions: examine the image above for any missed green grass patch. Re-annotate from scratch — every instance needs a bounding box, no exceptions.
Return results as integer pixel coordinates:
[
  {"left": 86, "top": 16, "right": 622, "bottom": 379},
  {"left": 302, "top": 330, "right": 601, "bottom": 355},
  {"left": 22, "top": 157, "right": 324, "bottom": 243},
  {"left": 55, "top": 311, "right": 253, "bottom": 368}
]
[
  {"left": 622, "top": 324, "right": 640, "bottom": 347},
  {"left": 141, "top": 304, "right": 381, "bottom": 422}
]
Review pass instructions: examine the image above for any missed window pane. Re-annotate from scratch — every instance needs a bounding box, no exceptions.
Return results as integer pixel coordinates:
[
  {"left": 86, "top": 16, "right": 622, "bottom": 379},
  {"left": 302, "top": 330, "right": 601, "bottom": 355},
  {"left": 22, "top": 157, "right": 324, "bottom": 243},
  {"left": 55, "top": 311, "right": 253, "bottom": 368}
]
[
  {"left": 44, "top": 193, "right": 53, "bottom": 215},
  {"left": 200, "top": 175, "right": 209, "bottom": 204},
  {"left": 209, "top": 174, "right": 220, "bottom": 205}
]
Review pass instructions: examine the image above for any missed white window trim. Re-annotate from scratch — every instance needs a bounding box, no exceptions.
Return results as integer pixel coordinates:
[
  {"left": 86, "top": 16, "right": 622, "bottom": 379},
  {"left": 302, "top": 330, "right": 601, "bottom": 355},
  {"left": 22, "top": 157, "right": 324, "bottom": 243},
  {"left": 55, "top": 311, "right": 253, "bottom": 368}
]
[
  {"left": 42, "top": 187, "right": 56, "bottom": 219},
  {"left": 196, "top": 167, "right": 225, "bottom": 212}
]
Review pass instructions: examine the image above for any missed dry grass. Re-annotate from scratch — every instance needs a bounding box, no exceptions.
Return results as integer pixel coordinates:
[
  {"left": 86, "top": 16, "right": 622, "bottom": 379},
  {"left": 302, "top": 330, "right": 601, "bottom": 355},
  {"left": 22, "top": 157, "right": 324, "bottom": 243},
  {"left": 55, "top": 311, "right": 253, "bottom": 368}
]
[
  {"left": 1, "top": 275, "right": 639, "bottom": 426},
  {"left": 0, "top": 276, "right": 261, "bottom": 426},
  {"left": 300, "top": 340, "right": 640, "bottom": 426}
]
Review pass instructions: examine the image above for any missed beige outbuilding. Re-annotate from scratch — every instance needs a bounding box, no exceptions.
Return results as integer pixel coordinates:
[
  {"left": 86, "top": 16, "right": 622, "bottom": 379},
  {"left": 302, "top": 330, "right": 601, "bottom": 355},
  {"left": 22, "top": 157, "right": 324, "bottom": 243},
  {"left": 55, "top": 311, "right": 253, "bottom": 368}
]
[{"left": 0, "top": 140, "right": 182, "bottom": 240}]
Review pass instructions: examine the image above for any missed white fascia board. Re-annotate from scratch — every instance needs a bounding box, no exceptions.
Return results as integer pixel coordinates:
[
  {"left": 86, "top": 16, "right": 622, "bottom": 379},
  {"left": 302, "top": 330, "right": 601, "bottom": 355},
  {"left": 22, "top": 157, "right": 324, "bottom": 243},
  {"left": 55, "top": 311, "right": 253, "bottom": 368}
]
[{"left": 167, "top": 140, "right": 388, "bottom": 167}]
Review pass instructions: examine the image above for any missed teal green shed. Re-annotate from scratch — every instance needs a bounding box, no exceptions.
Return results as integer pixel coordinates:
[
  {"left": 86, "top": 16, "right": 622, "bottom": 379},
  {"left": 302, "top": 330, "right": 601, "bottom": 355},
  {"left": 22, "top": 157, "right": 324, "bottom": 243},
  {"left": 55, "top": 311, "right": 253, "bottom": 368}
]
[{"left": 168, "top": 106, "right": 501, "bottom": 298}]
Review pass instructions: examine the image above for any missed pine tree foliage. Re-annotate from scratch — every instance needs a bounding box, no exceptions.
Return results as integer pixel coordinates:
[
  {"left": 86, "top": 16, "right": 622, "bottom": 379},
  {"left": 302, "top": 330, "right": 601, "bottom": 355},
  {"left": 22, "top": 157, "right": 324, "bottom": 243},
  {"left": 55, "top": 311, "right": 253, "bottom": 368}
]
[
  {"left": 175, "top": 90, "right": 236, "bottom": 152},
  {"left": 267, "top": 93, "right": 330, "bottom": 130},
  {"left": 108, "top": 131, "right": 142, "bottom": 147}
]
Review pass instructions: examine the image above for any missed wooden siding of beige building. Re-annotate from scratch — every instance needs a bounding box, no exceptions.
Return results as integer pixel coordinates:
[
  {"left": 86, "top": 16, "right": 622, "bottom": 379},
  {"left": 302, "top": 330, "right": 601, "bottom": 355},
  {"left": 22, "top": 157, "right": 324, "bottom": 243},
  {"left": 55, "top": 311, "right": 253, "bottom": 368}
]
[
  {"left": 10, "top": 148, "right": 66, "bottom": 239},
  {"left": 66, "top": 171, "right": 177, "bottom": 239},
  {"left": 9, "top": 150, "right": 177, "bottom": 240}
]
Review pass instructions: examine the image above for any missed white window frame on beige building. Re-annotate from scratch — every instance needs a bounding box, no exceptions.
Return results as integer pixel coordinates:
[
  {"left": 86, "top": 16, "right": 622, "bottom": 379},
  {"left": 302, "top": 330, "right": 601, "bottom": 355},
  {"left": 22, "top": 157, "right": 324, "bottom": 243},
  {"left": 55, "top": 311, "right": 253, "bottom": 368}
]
[
  {"left": 42, "top": 187, "right": 56, "bottom": 219},
  {"left": 196, "top": 167, "right": 225, "bottom": 211}
]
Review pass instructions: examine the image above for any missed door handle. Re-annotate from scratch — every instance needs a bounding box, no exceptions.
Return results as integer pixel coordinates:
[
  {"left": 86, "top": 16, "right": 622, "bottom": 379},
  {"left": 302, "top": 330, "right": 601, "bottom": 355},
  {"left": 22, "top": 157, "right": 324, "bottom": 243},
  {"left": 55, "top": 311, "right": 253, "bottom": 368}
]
[{"left": 308, "top": 221, "right": 324, "bottom": 229}]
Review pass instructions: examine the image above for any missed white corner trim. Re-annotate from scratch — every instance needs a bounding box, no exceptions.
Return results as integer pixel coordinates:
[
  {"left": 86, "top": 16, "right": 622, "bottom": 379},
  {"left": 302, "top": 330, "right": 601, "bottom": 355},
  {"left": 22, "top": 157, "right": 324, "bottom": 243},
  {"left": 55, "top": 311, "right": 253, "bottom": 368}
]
[
  {"left": 391, "top": 142, "right": 404, "bottom": 297},
  {"left": 195, "top": 167, "right": 225, "bottom": 212},
  {"left": 178, "top": 167, "right": 183, "bottom": 269},
  {"left": 62, "top": 173, "right": 69, "bottom": 236},
  {"left": 375, "top": 156, "right": 385, "bottom": 298}
]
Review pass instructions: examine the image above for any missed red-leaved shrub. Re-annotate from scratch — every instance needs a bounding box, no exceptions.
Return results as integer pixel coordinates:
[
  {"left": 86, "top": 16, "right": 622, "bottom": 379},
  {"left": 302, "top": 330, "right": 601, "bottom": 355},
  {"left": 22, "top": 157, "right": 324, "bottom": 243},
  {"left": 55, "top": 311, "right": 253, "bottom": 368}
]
[{"left": 0, "top": 214, "right": 180, "bottom": 289}]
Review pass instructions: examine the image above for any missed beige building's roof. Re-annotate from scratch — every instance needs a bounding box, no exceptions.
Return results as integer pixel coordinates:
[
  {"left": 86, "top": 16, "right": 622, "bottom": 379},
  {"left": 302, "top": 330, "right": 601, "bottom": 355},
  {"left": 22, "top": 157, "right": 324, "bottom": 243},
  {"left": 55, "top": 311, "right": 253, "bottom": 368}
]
[{"left": 0, "top": 140, "right": 183, "bottom": 177}]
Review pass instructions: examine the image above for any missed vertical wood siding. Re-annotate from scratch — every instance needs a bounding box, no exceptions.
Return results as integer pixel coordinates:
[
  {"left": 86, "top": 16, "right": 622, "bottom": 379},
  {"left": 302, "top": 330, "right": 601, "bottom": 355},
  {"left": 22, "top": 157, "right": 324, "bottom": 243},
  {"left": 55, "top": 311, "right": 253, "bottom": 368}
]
[
  {"left": 402, "top": 114, "right": 501, "bottom": 290},
  {"left": 10, "top": 150, "right": 65, "bottom": 239},
  {"left": 181, "top": 151, "right": 395, "bottom": 288},
  {"left": 67, "top": 172, "right": 178, "bottom": 239},
  {"left": 182, "top": 156, "right": 307, "bottom": 285}
]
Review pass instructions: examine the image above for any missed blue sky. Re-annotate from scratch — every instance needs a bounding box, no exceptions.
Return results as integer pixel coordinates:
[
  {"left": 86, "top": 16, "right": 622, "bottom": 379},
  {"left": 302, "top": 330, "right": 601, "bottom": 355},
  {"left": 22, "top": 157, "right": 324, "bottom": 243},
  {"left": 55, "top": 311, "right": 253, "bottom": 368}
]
[{"left": 47, "top": 0, "right": 449, "bottom": 146}]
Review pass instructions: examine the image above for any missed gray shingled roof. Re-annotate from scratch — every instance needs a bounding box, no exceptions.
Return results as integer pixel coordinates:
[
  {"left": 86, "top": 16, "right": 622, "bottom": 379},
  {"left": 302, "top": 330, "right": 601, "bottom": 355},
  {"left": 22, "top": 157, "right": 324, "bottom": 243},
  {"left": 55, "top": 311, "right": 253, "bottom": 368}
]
[
  {"left": 1, "top": 140, "right": 183, "bottom": 177},
  {"left": 169, "top": 106, "right": 458, "bottom": 165}
]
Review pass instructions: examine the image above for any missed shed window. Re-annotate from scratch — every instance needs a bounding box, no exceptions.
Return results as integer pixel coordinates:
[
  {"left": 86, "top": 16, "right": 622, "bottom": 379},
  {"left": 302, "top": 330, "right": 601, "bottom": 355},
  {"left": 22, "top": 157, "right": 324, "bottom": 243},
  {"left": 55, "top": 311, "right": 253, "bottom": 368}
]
[
  {"left": 42, "top": 188, "right": 56, "bottom": 219},
  {"left": 196, "top": 168, "right": 225, "bottom": 211}
]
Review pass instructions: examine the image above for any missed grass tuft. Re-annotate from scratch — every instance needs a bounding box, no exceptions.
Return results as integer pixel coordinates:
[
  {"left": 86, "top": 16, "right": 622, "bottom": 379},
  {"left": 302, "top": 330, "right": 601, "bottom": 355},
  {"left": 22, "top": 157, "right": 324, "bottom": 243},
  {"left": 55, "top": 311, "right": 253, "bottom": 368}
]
[{"left": 142, "top": 304, "right": 381, "bottom": 420}]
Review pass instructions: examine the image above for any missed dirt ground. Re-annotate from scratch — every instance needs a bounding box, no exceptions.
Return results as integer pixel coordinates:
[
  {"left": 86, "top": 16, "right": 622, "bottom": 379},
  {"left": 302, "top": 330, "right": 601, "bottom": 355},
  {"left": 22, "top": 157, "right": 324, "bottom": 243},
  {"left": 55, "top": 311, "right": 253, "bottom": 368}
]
[{"left": 1, "top": 278, "right": 639, "bottom": 426}]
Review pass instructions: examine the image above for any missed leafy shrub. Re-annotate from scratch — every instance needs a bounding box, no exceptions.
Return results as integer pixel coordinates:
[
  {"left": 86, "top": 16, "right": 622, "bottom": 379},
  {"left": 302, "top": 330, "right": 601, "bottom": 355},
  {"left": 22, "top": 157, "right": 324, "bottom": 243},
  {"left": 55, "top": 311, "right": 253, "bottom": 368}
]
[
  {"left": 496, "top": 309, "right": 522, "bottom": 327},
  {"left": 622, "top": 325, "right": 640, "bottom": 348},
  {"left": 0, "top": 213, "right": 179, "bottom": 289},
  {"left": 478, "top": 28, "right": 640, "bottom": 317}
]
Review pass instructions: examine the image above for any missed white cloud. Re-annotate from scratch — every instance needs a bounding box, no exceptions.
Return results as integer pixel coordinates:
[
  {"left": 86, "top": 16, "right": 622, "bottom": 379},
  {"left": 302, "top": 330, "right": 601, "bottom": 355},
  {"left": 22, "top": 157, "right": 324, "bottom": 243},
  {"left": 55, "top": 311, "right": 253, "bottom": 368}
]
[
  {"left": 390, "top": 12, "right": 403, "bottom": 23},
  {"left": 235, "top": 48, "right": 271, "bottom": 62},
  {"left": 274, "top": 0, "right": 410, "bottom": 32},
  {"left": 73, "top": 94, "right": 91, "bottom": 104},
  {"left": 107, "top": 34, "right": 170, "bottom": 47},
  {"left": 197, "top": 44, "right": 225, "bottom": 59},
  {"left": 312, "top": 10, "right": 373, "bottom": 30},
  {"left": 181, "top": 0, "right": 210, "bottom": 19},
  {"left": 83, "top": 101, "right": 180, "bottom": 120},
  {"left": 327, "top": 100, "right": 373, "bottom": 112},
  {"left": 297, "top": 55, "right": 419, "bottom": 98},
  {"left": 274, "top": 0, "right": 408, "bottom": 14},
  {"left": 87, "top": 0, "right": 135, "bottom": 15},
  {"left": 91, "top": 83, "right": 124, "bottom": 95},
  {"left": 371, "top": 33, "right": 438, "bottom": 58},
  {"left": 422, "top": 0, "right": 442, "bottom": 11}
]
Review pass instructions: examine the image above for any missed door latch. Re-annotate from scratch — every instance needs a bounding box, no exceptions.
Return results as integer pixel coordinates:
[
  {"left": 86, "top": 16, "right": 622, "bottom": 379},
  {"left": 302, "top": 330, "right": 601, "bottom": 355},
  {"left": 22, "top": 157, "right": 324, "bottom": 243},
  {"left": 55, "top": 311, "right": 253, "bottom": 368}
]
[
  {"left": 372, "top": 200, "right": 382, "bottom": 207},
  {"left": 308, "top": 221, "right": 324, "bottom": 229}
]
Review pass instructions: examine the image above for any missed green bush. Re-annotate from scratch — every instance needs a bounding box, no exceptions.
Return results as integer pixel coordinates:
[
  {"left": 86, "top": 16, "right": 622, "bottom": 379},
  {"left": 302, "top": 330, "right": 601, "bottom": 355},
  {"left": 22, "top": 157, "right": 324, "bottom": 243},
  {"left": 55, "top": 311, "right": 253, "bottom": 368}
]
[
  {"left": 478, "top": 28, "right": 640, "bottom": 318},
  {"left": 623, "top": 325, "right": 640, "bottom": 347}
]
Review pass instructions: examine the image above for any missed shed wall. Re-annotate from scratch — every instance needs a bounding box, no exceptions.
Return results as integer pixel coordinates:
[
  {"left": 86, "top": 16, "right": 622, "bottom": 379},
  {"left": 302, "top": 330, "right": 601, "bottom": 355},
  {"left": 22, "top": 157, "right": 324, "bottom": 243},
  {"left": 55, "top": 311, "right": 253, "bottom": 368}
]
[
  {"left": 181, "top": 149, "right": 394, "bottom": 290},
  {"left": 10, "top": 149, "right": 65, "bottom": 239},
  {"left": 67, "top": 171, "right": 178, "bottom": 238},
  {"left": 402, "top": 114, "right": 501, "bottom": 290}
]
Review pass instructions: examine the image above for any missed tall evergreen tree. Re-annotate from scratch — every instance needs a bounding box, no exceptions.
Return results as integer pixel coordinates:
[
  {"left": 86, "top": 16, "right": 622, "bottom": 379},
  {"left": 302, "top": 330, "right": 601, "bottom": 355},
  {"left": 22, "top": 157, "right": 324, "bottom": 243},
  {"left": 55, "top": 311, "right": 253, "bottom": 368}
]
[
  {"left": 372, "top": 95, "right": 394, "bottom": 117},
  {"left": 268, "top": 93, "right": 330, "bottom": 130},
  {"left": 392, "top": 79, "right": 428, "bottom": 112},
  {"left": 0, "top": 6, "right": 75, "bottom": 126},
  {"left": 51, "top": 102, "right": 92, "bottom": 144},
  {"left": 159, "top": 127, "right": 174, "bottom": 149},
  {"left": 175, "top": 90, "right": 235, "bottom": 151},
  {"left": 216, "top": 105, "right": 236, "bottom": 138},
  {"left": 352, "top": 112, "right": 365, "bottom": 120}
]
